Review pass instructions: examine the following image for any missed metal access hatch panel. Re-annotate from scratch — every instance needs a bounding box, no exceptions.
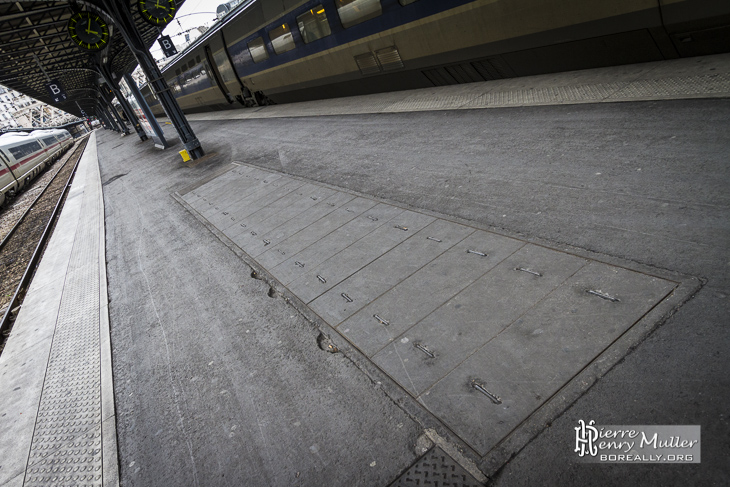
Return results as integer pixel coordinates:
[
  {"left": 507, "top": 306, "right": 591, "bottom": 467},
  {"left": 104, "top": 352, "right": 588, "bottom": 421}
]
[{"left": 178, "top": 163, "right": 696, "bottom": 464}]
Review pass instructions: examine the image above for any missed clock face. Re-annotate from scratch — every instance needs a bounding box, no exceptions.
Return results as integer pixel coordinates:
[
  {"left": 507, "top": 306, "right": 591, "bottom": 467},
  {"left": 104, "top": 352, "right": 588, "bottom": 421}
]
[
  {"left": 67, "top": 11, "right": 110, "bottom": 51},
  {"left": 138, "top": 0, "right": 177, "bottom": 26}
]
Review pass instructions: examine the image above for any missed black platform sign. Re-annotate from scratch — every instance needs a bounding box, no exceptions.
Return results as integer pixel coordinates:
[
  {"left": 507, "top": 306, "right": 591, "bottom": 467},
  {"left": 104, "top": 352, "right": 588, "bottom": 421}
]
[
  {"left": 46, "top": 79, "right": 67, "bottom": 102},
  {"left": 158, "top": 35, "right": 177, "bottom": 57}
]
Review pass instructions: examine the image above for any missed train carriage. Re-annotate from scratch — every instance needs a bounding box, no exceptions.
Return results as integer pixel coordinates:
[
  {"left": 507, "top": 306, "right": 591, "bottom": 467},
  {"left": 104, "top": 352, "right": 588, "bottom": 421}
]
[
  {"left": 0, "top": 129, "right": 73, "bottom": 208},
  {"left": 143, "top": 0, "right": 730, "bottom": 115}
]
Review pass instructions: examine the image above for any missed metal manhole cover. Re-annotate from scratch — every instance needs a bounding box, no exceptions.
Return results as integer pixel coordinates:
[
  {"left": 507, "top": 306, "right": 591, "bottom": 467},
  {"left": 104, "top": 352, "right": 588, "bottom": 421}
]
[{"left": 389, "top": 447, "right": 483, "bottom": 487}]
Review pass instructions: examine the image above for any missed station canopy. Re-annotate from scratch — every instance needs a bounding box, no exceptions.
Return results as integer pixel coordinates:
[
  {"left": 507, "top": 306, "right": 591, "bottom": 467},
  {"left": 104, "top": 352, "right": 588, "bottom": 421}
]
[{"left": 0, "top": 1, "right": 186, "bottom": 119}]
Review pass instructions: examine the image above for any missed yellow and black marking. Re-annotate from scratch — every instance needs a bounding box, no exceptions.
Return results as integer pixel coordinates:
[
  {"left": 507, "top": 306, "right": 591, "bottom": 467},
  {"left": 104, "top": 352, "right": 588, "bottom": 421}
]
[
  {"left": 67, "top": 11, "right": 110, "bottom": 51},
  {"left": 137, "top": 0, "right": 177, "bottom": 26}
]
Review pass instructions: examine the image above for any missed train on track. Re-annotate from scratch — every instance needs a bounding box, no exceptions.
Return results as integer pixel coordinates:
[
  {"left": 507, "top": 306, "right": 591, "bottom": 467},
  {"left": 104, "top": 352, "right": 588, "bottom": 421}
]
[
  {"left": 0, "top": 129, "right": 73, "bottom": 208},
  {"left": 142, "top": 0, "right": 730, "bottom": 115}
]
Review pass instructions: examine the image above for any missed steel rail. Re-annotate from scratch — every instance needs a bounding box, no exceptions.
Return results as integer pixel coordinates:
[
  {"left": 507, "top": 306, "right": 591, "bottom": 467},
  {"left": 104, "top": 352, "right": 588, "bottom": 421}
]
[
  {"left": 0, "top": 138, "right": 83, "bottom": 251},
  {"left": 0, "top": 136, "right": 89, "bottom": 340}
]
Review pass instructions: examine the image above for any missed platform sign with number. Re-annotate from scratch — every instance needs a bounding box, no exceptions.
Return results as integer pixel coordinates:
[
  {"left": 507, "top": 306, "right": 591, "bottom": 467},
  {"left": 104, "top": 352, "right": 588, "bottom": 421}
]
[
  {"left": 158, "top": 35, "right": 178, "bottom": 58},
  {"left": 46, "top": 79, "right": 67, "bottom": 103}
]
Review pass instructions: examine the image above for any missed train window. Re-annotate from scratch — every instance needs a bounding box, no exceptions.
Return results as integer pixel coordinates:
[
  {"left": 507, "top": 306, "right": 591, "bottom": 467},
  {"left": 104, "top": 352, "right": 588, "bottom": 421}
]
[
  {"left": 269, "top": 24, "right": 295, "bottom": 55},
  {"left": 297, "top": 6, "right": 331, "bottom": 43},
  {"left": 8, "top": 141, "right": 41, "bottom": 160},
  {"left": 42, "top": 136, "right": 56, "bottom": 146},
  {"left": 336, "top": 0, "right": 382, "bottom": 28},
  {"left": 196, "top": 55, "right": 201, "bottom": 64},
  {"left": 398, "top": 0, "right": 419, "bottom": 4},
  {"left": 248, "top": 37, "right": 269, "bottom": 63}
]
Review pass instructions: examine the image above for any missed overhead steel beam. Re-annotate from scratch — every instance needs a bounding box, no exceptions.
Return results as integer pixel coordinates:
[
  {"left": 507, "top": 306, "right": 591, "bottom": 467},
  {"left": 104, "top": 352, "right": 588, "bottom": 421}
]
[
  {"left": 0, "top": 5, "right": 66, "bottom": 26},
  {"left": 98, "top": 85, "right": 129, "bottom": 135},
  {"left": 67, "top": 87, "right": 102, "bottom": 96},
  {"left": 0, "top": 51, "right": 87, "bottom": 70},
  {"left": 99, "top": 100, "right": 120, "bottom": 132},
  {"left": 0, "top": 38, "right": 76, "bottom": 57},
  {"left": 0, "top": 19, "right": 67, "bottom": 38},
  {"left": 0, "top": 49, "right": 87, "bottom": 68},
  {"left": 95, "top": 107, "right": 111, "bottom": 130},
  {"left": 0, "top": 30, "right": 68, "bottom": 50},
  {"left": 2, "top": 39, "right": 79, "bottom": 57}
]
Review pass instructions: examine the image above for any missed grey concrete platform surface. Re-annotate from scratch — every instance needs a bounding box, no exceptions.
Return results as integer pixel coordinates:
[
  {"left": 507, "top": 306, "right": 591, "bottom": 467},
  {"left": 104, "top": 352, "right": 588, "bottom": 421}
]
[
  {"left": 94, "top": 53, "right": 728, "bottom": 487},
  {"left": 178, "top": 161, "right": 698, "bottom": 465},
  {"left": 0, "top": 132, "right": 118, "bottom": 487}
]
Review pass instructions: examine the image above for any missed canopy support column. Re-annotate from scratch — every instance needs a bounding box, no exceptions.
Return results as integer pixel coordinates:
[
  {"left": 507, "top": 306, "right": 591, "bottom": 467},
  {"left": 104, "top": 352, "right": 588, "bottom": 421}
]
[
  {"left": 98, "top": 63, "right": 148, "bottom": 141},
  {"left": 101, "top": 0, "right": 204, "bottom": 159},
  {"left": 96, "top": 107, "right": 113, "bottom": 131},
  {"left": 99, "top": 88, "right": 130, "bottom": 135}
]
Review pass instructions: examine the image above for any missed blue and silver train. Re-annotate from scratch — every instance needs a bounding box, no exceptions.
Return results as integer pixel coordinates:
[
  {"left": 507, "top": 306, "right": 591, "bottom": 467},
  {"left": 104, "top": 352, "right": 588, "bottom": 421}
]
[{"left": 142, "top": 0, "right": 730, "bottom": 114}]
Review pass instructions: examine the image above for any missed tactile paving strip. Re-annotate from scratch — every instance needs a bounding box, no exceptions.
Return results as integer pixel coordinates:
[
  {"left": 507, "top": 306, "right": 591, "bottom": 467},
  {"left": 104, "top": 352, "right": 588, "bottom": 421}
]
[
  {"left": 179, "top": 163, "right": 690, "bottom": 460},
  {"left": 610, "top": 73, "right": 730, "bottom": 98},
  {"left": 389, "top": 447, "right": 483, "bottom": 487},
  {"left": 470, "top": 82, "right": 626, "bottom": 106},
  {"left": 24, "top": 158, "right": 104, "bottom": 487},
  {"left": 386, "top": 95, "right": 480, "bottom": 112},
  {"left": 443, "top": 74, "right": 729, "bottom": 109}
]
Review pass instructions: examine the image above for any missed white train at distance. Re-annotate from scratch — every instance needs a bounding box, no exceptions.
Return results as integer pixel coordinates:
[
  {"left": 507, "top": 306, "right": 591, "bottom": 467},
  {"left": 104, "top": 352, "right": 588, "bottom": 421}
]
[{"left": 0, "top": 129, "right": 73, "bottom": 208}]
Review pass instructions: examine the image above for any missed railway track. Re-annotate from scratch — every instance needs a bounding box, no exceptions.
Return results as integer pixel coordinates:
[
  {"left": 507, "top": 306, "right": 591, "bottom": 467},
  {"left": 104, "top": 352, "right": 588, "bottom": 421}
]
[{"left": 0, "top": 135, "right": 90, "bottom": 355}]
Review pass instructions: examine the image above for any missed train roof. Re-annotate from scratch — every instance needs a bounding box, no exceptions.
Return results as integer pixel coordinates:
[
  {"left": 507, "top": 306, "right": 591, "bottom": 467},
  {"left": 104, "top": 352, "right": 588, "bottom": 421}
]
[{"left": 0, "top": 132, "right": 31, "bottom": 139}]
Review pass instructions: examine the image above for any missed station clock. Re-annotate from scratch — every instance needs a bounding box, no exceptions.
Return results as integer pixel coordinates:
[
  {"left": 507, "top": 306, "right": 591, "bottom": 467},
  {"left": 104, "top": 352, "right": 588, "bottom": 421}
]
[
  {"left": 67, "top": 11, "right": 110, "bottom": 51},
  {"left": 137, "top": 0, "right": 178, "bottom": 26}
]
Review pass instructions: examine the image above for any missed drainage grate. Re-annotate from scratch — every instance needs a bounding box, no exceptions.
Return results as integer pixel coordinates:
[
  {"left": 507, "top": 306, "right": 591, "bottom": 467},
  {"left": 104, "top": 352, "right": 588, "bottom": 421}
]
[{"left": 389, "top": 447, "right": 483, "bottom": 486}]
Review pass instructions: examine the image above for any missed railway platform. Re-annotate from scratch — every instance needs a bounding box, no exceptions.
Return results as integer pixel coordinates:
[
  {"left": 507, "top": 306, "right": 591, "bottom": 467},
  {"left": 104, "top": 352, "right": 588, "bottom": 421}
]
[
  {"left": 0, "top": 132, "right": 117, "bottom": 487},
  {"left": 0, "top": 54, "right": 728, "bottom": 487},
  {"left": 169, "top": 53, "right": 730, "bottom": 122}
]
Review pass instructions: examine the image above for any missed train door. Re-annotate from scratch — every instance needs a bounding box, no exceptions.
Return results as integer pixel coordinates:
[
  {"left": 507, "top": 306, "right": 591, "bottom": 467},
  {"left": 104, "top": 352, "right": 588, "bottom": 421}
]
[
  {"left": 38, "top": 137, "right": 52, "bottom": 165},
  {"left": 204, "top": 44, "right": 234, "bottom": 104},
  {"left": 8, "top": 140, "right": 42, "bottom": 185},
  {"left": 4, "top": 143, "right": 26, "bottom": 189},
  {"left": 219, "top": 31, "right": 257, "bottom": 106},
  {"left": 0, "top": 149, "right": 19, "bottom": 200}
]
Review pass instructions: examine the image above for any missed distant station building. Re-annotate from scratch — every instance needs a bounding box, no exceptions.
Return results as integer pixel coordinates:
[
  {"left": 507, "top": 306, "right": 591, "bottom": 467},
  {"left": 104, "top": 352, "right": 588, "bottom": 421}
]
[
  {"left": 0, "top": 84, "right": 76, "bottom": 130},
  {"left": 0, "top": 85, "right": 33, "bottom": 130}
]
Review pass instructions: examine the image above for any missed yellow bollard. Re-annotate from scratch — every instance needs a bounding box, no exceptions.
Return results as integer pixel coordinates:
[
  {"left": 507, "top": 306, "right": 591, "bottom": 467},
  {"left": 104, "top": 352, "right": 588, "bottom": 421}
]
[{"left": 179, "top": 149, "right": 191, "bottom": 162}]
